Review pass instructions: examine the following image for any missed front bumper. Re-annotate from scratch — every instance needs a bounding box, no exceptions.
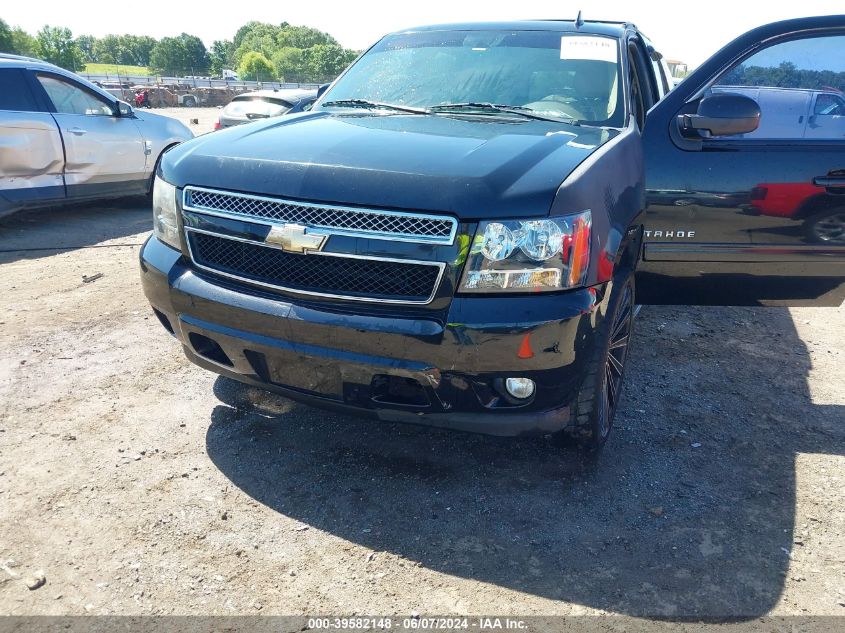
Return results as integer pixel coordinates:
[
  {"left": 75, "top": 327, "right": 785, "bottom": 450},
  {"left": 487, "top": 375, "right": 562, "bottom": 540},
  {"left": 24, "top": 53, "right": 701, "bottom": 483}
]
[{"left": 140, "top": 236, "right": 607, "bottom": 436}]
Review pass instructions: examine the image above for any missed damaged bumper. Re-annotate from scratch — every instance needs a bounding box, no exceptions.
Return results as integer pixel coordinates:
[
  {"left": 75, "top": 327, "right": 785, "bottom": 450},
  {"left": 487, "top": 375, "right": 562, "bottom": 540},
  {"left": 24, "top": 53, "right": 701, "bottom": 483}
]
[{"left": 140, "top": 236, "right": 603, "bottom": 436}]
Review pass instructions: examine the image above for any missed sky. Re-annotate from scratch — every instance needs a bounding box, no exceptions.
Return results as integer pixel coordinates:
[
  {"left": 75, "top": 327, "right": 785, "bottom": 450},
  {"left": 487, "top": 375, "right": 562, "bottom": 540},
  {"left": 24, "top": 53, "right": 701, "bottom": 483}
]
[{"left": 3, "top": 1, "right": 843, "bottom": 67}]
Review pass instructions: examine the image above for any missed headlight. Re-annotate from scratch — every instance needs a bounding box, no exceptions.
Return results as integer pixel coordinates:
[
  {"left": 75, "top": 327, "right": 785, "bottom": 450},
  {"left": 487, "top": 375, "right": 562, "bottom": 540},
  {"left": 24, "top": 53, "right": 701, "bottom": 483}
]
[
  {"left": 460, "top": 211, "right": 591, "bottom": 293},
  {"left": 152, "top": 176, "right": 180, "bottom": 250}
]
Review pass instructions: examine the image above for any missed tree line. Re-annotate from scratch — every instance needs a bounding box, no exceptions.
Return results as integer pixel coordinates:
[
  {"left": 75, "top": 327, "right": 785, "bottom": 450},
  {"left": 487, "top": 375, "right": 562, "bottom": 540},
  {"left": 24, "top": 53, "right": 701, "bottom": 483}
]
[
  {"left": 0, "top": 18, "right": 360, "bottom": 83},
  {"left": 719, "top": 61, "right": 845, "bottom": 93}
]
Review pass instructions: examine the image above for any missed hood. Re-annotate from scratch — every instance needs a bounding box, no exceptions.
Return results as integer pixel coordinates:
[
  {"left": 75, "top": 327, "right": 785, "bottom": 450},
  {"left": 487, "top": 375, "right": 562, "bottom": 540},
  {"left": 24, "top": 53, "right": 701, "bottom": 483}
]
[{"left": 162, "top": 111, "right": 617, "bottom": 218}]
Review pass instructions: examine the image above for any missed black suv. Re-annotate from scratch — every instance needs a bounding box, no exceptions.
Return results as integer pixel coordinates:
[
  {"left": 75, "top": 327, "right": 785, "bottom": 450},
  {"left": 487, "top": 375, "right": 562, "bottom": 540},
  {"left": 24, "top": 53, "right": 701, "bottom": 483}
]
[{"left": 140, "top": 16, "right": 845, "bottom": 449}]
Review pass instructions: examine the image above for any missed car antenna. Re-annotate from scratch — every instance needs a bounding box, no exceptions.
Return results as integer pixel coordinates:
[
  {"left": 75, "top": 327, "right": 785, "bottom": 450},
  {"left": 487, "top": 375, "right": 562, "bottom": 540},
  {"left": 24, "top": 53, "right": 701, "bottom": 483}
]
[{"left": 575, "top": 10, "right": 584, "bottom": 29}]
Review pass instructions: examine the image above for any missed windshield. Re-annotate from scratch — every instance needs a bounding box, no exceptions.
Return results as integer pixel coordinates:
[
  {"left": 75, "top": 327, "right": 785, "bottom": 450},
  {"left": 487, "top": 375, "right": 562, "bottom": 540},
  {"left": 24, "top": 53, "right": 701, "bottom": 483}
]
[
  {"left": 321, "top": 30, "right": 624, "bottom": 127},
  {"left": 225, "top": 97, "right": 290, "bottom": 118}
]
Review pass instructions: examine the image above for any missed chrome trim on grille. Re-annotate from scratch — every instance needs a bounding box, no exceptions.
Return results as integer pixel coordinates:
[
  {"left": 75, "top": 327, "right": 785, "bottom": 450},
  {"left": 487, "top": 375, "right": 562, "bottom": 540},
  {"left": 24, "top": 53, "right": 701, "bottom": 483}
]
[
  {"left": 184, "top": 227, "right": 446, "bottom": 305},
  {"left": 182, "top": 186, "right": 458, "bottom": 245}
]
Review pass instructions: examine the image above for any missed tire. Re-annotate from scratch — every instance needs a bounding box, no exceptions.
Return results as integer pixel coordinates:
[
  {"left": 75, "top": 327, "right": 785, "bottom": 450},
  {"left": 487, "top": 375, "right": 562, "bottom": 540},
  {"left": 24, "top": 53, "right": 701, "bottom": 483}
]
[
  {"left": 183, "top": 96, "right": 197, "bottom": 107},
  {"left": 565, "top": 269, "right": 636, "bottom": 452},
  {"left": 803, "top": 208, "right": 845, "bottom": 244}
]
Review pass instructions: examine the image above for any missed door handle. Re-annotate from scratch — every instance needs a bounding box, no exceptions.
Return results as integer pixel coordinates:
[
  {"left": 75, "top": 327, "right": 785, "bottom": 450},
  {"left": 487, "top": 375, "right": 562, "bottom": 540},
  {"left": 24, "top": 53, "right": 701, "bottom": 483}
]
[
  {"left": 66, "top": 127, "right": 87, "bottom": 135},
  {"left": 813, "top": 176, "right": 845, "bottom": 189}
]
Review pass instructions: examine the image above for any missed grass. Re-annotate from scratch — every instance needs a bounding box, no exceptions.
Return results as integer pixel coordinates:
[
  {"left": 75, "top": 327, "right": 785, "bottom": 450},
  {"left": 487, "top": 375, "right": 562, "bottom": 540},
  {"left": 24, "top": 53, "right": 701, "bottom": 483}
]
[{"left": 82, "top": 63, "right": 151, "bottom": 77}]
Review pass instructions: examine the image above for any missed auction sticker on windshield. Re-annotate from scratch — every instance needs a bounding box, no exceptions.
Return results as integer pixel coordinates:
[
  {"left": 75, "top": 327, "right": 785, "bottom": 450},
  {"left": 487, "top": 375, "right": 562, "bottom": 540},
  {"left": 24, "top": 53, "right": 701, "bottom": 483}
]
[{"left": 560, "top": 36, "right": 618, "bottom": 63}]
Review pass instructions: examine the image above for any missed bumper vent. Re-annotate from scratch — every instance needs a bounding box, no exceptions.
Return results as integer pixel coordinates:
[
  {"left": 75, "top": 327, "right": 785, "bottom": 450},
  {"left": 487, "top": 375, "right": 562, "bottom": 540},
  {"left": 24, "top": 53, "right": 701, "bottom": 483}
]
[
  {"left": 184, "top": 187, "right": 457, "bottom": 244},
  {"left": 187, "top": 231, "right": 443, "bottom": 304}
]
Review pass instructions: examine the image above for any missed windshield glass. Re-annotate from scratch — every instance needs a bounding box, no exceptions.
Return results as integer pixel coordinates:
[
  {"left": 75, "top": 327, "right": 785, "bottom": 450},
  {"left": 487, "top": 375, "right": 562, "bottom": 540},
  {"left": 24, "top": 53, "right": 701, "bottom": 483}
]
[
  {"left": 225, "top": 98, "right": 290, "bottom": 117},
  {"left": 322, "top": 30, "right": 623, "bottom": 126}
]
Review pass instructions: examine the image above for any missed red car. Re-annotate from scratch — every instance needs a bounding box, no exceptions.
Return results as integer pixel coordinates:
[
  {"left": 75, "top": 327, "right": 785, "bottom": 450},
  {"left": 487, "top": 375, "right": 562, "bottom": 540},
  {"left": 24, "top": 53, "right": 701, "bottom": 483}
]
[{"left": 750, "top": 181, "right": 845, "bottom": 242}]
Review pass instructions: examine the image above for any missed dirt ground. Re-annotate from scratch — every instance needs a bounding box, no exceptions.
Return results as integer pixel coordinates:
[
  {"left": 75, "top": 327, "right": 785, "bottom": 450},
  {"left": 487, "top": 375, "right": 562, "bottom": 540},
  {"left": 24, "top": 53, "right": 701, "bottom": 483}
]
[
  {"left": 0, "top": 111, "right": 843, "bottom": 620},
  {"left": 153, "top": 106, "right": 220, "bottom": 136}
]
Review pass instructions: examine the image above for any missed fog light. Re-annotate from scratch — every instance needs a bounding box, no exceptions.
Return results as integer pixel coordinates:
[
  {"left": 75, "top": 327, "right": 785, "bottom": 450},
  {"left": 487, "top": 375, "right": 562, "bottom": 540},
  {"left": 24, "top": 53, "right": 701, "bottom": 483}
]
[{"left": 505, "top": 377, "right": 535, "bottom": 399}]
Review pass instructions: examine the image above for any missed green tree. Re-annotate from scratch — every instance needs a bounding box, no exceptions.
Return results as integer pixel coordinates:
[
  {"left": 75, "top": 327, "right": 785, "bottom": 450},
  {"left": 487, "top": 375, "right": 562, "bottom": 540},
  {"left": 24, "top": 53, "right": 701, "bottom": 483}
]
[
  {"left": 75, "top": 34, "right": 96, "bottom": 63},
  {"left": 303, "top": 44, "right": 356, "bottom": 82},
  {"left": 91, "top": 34, "right": 157, "bottom": 66},
  {"left": 719, "top": 61, "right": 845, "bottom": 93},
  {"left": 234, "top": 23, "right": 280, "bottom": 66},
  {"left": 277, "top": 25, "right": 338, "bottom": 49},
  {"left": 233, "top": 21, "right": 287, "bottom": 49},
  {"left": 0, "top": 18, "right": 13, "bottom": 53},
  {"left": 124, "top": 35, "right": 156, "bottom": 66},
  {"left": 228, "top": 20, "right": 358, "bottom": 83},
  {"left": 149, "top": 33, "right": 209, "bottom": 75},
  {"left": 238, "top": 51, "right": 275, "bottom": 81},
  {"left": 233, "top": 21, "right": 262, "bottom": 49},
  {"left": 272, "top": 47, "right": 306, "bottom": 82},
  {"left": 36, "top": 25, "right": 83, "bottom": 70},
  {"left": 209, "top": 39, "right": 235, "bottom": 76},
  {"left": 10, "top": 27, "right": 38, "bottom": 56},
  {"left": 92, "top": 34, "right": 122, "bottom": 64}
]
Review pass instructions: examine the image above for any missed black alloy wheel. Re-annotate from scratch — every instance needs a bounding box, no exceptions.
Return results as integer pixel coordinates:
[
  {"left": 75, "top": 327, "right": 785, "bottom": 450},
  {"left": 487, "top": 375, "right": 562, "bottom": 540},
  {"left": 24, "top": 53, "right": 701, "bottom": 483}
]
[
  {"left": 596, "top": 279, "right": 634, "bottom": 440},
  {"left": 565, "top": 271, "right": 636, "bottom": 452}
]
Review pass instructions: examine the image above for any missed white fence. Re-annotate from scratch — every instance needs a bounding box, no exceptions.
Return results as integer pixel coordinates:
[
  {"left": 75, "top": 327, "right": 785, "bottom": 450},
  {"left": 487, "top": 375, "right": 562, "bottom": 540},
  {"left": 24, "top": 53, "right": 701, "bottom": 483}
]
[{"left": 80, "top": 73, "right": 321, "bottom": 91}]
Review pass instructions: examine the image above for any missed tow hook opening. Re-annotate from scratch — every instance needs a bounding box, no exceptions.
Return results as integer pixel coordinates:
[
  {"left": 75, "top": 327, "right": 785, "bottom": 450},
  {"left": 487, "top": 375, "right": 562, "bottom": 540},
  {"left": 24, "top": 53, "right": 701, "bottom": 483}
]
[
  {"left": 370, "top": 375, "right": 430, "bottom": 408},
  {"left": 188, "top": 332, "right": 233, "bottom": 368},
  {"left": 152, "top": 308, "right": 175, "bottom": 335}
]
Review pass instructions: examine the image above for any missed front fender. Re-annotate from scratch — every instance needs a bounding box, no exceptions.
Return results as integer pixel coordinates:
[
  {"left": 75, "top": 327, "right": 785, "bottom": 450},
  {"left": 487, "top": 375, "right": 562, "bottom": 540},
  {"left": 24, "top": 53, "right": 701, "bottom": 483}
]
[{"left": 551, "top": 123, "right": 645, "bottom": 285}]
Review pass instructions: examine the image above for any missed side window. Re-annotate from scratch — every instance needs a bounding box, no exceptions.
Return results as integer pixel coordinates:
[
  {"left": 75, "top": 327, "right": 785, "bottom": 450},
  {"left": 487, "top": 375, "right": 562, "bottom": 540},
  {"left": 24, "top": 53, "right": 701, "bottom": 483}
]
[
  {"left": 650, "top": 55, "right": 669, "bottom": 99},
  {"left": 641, "top": 37, "right": 669, "bottom": 99},
  {"left": 814, "top": 93, "right": 845, "bottom": 116},
  {"left": 628, "top": 49, "right": 646, "bottom": 129},
  {"left": 36, "top": 74, "right": 114, "bottom": 116},
  {"left": 0, "top": 69, "right": 40, "bottom": 112},
  {"left": 660, "top": 59, "right": 674, "bottom": 90},
  {"left": 710, "top": 34, "right": 845, "bottom": 140}
]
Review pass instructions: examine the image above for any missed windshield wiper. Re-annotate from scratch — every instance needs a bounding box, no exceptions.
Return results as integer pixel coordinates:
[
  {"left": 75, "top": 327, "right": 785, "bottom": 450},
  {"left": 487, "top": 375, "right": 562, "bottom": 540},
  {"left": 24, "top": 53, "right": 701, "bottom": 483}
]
[
  {"left": 321, "top": 99, "right": 428, "bottom": 114},
  {"left": 429, "top": 102, "right": 578, "bottom": 124},
  {"left": 321, "top": 99, "right": 578, "bottom": 123}
]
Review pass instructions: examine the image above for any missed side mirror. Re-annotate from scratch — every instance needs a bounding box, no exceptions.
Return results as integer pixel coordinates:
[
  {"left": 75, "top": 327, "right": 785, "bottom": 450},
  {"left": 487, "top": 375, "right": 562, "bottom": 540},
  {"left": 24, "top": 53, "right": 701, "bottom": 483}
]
[
  {"left": 317, "top": 83, "right": 330, "bottom": 98},
  {"left": 117, "top": 101, "right": 134, "bottom": 117},
  {"left": 679, "top": 93, "right": 760, "bottom": 137}
]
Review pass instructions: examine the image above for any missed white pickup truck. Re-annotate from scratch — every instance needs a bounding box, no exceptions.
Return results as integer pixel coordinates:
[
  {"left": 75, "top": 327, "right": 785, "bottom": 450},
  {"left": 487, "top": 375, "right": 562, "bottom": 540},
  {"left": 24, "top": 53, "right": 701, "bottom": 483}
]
[{"left": 712, "top": 86, "right": 845, "bottom": 139}]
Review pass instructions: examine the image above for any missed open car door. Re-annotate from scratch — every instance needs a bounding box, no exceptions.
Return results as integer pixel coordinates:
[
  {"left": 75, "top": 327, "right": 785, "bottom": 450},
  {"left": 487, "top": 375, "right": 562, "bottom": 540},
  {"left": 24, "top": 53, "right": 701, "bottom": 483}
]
[{"left": 638, "top": 15, "right": 845, "bottom": 306}]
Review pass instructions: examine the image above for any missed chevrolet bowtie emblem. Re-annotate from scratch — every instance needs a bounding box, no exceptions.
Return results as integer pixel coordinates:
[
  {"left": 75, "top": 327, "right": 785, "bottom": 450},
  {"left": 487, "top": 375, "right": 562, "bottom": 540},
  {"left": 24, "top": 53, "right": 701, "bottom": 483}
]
[{"left": 265, "top": 223, "right": 327, "bottom": 254}]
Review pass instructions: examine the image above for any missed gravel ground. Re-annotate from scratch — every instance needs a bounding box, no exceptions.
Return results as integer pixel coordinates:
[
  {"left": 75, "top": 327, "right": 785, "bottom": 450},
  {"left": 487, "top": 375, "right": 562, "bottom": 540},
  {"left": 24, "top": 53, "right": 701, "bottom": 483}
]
[
  {"left": 1, "top": 202, "right": 843, "bottom": 619},
  {"left": 0, "top": 109, "right": 843, "bottom": 619},
  {"left": 151, "top": 106, "right": 220, "bottom": 136}
]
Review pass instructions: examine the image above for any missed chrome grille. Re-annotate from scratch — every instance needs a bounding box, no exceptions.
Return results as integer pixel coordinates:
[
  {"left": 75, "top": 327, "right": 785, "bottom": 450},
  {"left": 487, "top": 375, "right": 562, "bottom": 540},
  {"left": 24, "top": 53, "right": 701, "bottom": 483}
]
[
  {"left": 183, "top": 187, "right": 457, "bottom": 245},
  {"left": 186, "top": 230, "right": 444, "bottom": 304}
]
